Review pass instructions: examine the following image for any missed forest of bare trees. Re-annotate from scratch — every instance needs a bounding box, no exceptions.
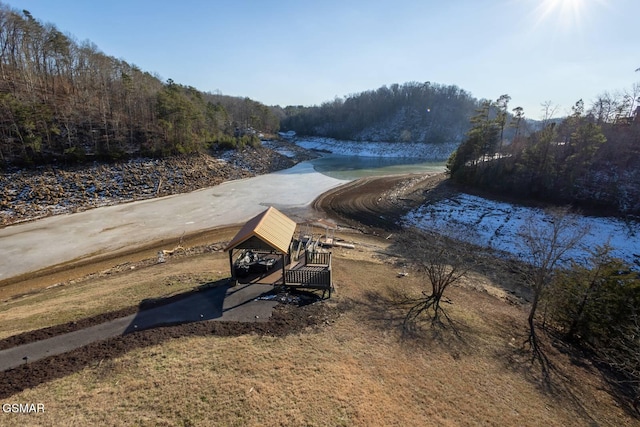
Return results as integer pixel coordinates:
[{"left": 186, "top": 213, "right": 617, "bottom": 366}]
[
  {"left": 281, "top": 81, "right": 480, "bottom": 144},
  {"left": 0, "top": 3, "right": 281, "bottom": 167}
]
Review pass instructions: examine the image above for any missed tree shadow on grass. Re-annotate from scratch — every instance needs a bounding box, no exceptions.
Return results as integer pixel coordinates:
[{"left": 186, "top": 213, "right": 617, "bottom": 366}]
[
  {"left": 357, "top": 285, "right": 472, "bottom": 357},
  {"left": 547, "top": 331, "right": 640, "bottom": 420},
  {"left": 590, "top": 360, "right": 640, "bottom": 419},
  {"left": 497, "top": 324, "right": 640, "bottom": 424}
]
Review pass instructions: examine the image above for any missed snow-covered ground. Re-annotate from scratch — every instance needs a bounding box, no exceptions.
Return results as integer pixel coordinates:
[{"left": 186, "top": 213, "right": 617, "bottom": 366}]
[
  {"left": 289, "top": 135, "right": 640, "bottom": 268},
  {"left": 404, "top": 193, "right": 640, "bottom": 267},
  {"left": 260, "top": 140, "right": 296, "bottom": 158},
  {"left": 291, "top": 136, "right": 458, "bottom": 160}
]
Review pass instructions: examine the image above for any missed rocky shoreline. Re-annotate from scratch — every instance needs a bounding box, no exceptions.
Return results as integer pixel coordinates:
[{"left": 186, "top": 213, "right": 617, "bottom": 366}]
[{"left": 0, "top": 141, "right": 316, "bottom": 227}]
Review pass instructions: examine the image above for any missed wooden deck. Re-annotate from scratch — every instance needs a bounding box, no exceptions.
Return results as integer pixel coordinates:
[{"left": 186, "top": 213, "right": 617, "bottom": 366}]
[{"left": 237, "top": 250, "right": 333, "bottom": 298}]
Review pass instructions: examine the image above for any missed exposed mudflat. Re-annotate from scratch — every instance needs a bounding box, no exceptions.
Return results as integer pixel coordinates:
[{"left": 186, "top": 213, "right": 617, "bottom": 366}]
[
  {"left": 313, "top": 172, "right": 450, "bottom": 232},
  {"left": 1, "top": 143, "right": 315, "bottom": 227}
]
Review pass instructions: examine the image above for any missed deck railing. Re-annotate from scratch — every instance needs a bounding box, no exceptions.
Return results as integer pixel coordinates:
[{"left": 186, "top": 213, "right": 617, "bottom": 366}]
[
  {"left": 305, "top": 251, "right": 331, "bottom": 266},
  {"left": 285, "top": 268, "right": 331, "bottom": 287}
]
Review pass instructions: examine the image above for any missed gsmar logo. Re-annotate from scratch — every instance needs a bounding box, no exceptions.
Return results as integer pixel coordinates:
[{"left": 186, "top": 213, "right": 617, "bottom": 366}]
[{"left": 2, "top": 403, "right": 45, "bottom": 413}]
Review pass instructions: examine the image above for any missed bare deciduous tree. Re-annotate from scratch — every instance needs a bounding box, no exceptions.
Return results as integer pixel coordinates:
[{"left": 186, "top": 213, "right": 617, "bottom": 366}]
[
  {"left": 396, "top": 229, "right": 469, "bottom": 332},
  {"left": 540, "top": 100, "right": 559, "bottom": 126},
  {"left": 517, "top": 208, "right": 589, "bottom": 353}
]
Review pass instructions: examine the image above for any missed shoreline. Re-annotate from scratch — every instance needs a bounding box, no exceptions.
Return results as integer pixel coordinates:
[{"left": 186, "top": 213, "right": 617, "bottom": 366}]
[
  {"left": 0, "top": 171, "right": 445, "bottom": 299},
  {"left": 0, "top": 160, "right": 347, "bottom": 284},
  {"left": 0, "top": 143, "right": 318, "bottom": 229}
]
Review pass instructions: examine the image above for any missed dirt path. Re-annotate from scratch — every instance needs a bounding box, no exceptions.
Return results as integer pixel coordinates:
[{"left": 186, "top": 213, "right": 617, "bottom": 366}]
[{"left": 313, "top": 172, "right": 449, "bottom": 232}]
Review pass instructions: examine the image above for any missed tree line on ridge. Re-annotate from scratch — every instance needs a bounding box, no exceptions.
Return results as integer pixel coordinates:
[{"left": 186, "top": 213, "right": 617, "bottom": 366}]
[
  {"left": 0, "top": 4, "right": 281, "bottom": 167},
  {"left": 281, "top": 81, "right": 481, "bottom": 145},
  {"left": 448, "top": 92, "right": 640, "bottom": 216}
]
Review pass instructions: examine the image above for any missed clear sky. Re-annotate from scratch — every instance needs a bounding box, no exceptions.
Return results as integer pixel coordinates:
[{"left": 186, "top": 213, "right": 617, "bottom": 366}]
[{"left": 5, "top": 0, "right": 639, "bottom": 119}]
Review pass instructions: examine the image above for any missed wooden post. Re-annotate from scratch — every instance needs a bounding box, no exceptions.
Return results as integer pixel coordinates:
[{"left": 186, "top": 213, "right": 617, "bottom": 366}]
[
  {"left": 229, "top": 249, "right": 236, "bottom": 286},
  {"left": 328, "top": 253, "right": 333, "bottom": 298},
  {"left": 281, "top": 253, "right": 286, "bottom": 286}
]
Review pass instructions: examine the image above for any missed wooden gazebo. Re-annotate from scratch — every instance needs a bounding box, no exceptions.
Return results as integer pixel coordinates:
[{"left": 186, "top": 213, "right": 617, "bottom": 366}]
[
  {"left": 224, "top": 206, "right": 334, "bottom": 298},
  {"left": 224, "top": 206, "right": 296, "bottom": 285}
]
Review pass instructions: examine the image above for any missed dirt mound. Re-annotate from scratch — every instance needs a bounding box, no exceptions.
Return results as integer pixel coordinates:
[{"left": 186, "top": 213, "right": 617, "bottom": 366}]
[{"left": 313, "top": 172, "right": 449, "bottom": 232}]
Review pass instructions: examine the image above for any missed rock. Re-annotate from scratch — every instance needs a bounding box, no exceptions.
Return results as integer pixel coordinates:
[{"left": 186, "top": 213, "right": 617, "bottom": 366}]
[{"left": 0, "top": 148, "right": 306, "bottom": 227}]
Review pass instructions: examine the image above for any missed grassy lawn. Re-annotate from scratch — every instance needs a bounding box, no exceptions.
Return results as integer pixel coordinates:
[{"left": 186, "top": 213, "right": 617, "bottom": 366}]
[
  {"left": 0, "top": 253, "right": 229, "bottom": 340},
  {"left": 0, "top": 235, "right": 636, "bottom": 426}
]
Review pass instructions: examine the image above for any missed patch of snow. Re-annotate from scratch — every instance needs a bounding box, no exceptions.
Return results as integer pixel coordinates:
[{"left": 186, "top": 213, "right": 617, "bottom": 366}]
[
  {"left": 404, "top": 193, "right": 640, "bottom": 268},
  {"left": 261, "top": 140, "right": 296, "bottom": 158},
  {"left": 278, "top": 150, "right": 296, "bottom": 158},
  {"left": 291, "top": 137, "right": 458, "bottom": 160}
]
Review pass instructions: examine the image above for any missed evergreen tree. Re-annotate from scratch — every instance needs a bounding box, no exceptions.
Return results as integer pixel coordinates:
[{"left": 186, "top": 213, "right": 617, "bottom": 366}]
[{"left": 447, "top": 100, "right": 499, "bottom": 182}]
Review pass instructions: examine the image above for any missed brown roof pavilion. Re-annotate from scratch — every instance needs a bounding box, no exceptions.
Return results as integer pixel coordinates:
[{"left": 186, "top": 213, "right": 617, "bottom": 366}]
[
  {"left": 224, "top": 206, "right": 296, "bottom": 254},
  {"left": 225, "top": 206, "right": 333, "bottom": 298}
]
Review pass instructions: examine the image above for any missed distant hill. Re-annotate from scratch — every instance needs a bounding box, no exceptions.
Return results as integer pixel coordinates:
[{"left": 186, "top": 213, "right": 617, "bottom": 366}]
[{"left": 281, "top": 82, "right": 480, "bottom": 144}]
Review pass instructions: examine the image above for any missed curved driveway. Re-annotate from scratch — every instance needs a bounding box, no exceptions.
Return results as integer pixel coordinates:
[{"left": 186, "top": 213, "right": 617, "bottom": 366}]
[
  {"left": 0, "top": 282, "right": 277, "bottom": 371},
  {"left": 0, "top": 162, "right": 347, "bottom": 281}
]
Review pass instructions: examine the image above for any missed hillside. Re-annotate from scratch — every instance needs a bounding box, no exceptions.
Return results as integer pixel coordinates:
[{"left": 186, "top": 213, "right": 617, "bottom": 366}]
[
  {"left": 281, "top": 81, "right": 480, "bottom": 145},
  {"left": 286, "top": 136, "right": 458, "bottom": 160},
  {"left": 448, "top": 99, "right": 640, "bottom": 216},
  {"left": 0, "top": 3, "right": 280, "bottom": 167}
]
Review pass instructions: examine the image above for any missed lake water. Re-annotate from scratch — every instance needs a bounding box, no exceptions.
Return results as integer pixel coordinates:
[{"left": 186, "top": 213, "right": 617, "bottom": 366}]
[{"left": 310, "top": 155, "right": 447, "bottom": 180}]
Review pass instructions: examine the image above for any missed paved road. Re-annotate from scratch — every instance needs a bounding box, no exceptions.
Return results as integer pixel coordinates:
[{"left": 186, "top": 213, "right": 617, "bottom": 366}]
[
  {"left": 0, "top": 162, "right": 346, "bottom": 281},
  {"left": 0, "top": 283, "right": 277, "bottom": 371}
]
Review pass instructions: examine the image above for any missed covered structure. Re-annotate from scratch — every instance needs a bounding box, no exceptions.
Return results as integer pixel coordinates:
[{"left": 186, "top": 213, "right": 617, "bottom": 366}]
[
  {"left": 224, "top": 206, "right": 296, "bottom": 284},
  {"left": 224, "top": 206, "right": 333, "bottom": 297}
]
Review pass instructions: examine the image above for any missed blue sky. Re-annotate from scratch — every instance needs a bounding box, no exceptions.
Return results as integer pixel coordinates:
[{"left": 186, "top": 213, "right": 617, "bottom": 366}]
[{"left": 5, "top": 0, "right": 639, "bottom": 119}]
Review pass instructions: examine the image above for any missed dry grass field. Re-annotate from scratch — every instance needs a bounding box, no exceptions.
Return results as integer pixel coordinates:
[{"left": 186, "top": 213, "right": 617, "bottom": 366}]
[{"left": 1, "top": 230, "right": 637, "bottom": 426}]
